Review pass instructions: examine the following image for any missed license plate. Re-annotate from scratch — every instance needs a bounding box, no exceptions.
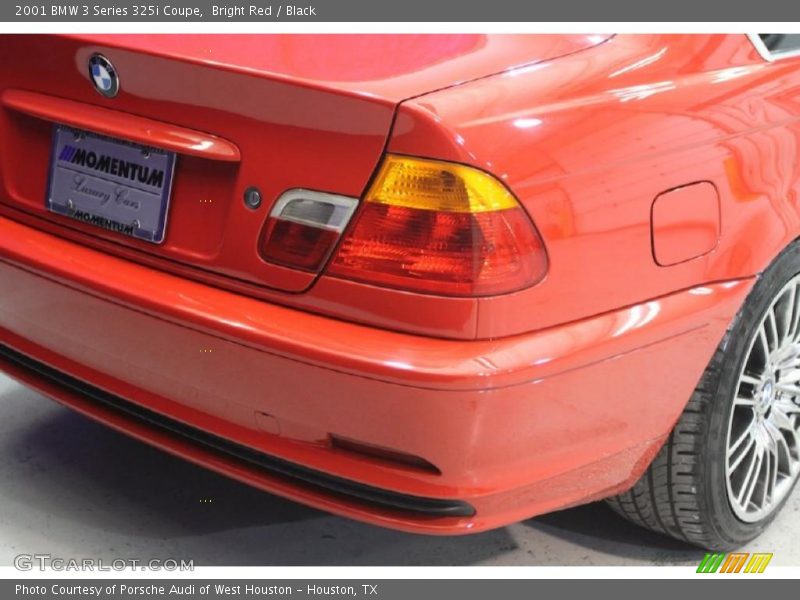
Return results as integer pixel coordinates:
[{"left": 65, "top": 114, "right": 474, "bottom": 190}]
[{"left": 47, "top": 125, "right": 176, "bottom": 244}]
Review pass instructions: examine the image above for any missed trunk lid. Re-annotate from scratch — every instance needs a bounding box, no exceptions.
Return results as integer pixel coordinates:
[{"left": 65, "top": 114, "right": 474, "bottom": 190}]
[{"left": 76, "top": 34, "right": 612, "bottom": 101}]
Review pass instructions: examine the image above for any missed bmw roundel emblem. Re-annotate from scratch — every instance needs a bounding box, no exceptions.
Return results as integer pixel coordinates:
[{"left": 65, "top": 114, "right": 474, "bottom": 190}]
[{"left": 88, "top": 54, "right": 119, "bottom": 98}]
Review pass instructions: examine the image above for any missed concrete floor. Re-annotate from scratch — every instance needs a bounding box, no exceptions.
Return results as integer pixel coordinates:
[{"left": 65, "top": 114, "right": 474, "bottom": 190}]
[{"left": 2, "top": 374, "right": 799, "bottom": 567}]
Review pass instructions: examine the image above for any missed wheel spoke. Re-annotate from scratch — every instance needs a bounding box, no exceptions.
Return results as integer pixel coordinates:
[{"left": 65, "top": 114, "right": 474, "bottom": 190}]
[
  {"left": 775, "top": 382, "right": 800, "bottom": 398},
  {"left": 784, "top": 285, "right": 798, "bottom": 343},
  {"left": 729, "top": 419, "right": 756, "bottom": 457},
  {"left": 761, "top": 446, "right": 774, "bottom": 507},
  {"left": 769, "top": 445, "right": 779, "bottom": 502},
  {"left": 774, "top": 343, "right": 800, "bottom": 369},
  {"left": 765, "top": 420, "right": 792, "bottom": 474},
  {"left": 780, "top": 368, "right": 800, "bottom": 384},
  {"left": 775, "top": 396, "right": 800, "bottom": 414},
  {"left": 771, "top": 406, "right": 800, "bottom": 459},
  {"left": 771, "top": 405, "right": 796, "bottom": 431},
  {"left": 738, "top": 446, "right": 764, "bottom": 508},
  {"left": 791, "top": 282, "right": 800, "bottom": 343},
  {"left": 767, "top": 309, "right": 780, "bottom": 352},
  {"left": 741, "top": 373, "right": 763, "bottom": 387},
  {"left": 758, "top": 327, "right": 772, "bottom": 361},
  {"left": 729, "top": 432, "right": 756, "bottom": 473}
]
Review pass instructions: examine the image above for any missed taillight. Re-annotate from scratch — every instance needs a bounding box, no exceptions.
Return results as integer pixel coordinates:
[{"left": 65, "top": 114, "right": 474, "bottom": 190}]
[
  {"left": 328, "top": 154, "right": 548, "bottom": 296},
  {"left": 260, "top": 189, "right": 359, "bottom": 272}
]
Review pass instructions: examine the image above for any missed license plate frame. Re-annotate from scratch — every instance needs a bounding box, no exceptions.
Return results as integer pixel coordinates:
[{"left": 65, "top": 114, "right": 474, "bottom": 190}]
[{"left": 46, "top": 125, "right": 176, "bottom": 244}]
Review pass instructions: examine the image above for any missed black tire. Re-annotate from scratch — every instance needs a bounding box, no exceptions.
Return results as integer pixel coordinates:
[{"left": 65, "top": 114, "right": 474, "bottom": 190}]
[{"left": 606, "top": 241, "right": 800, "bottom": 550}]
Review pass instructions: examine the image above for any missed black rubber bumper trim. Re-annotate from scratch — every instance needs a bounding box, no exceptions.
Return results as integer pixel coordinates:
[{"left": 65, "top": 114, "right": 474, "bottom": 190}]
[{"left": 0, "top": 343, "right": 475, "bottom": 519}]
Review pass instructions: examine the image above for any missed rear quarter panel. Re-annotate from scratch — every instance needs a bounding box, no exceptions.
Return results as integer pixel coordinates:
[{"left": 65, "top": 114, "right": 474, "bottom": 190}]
[{"left": 387, "top": 34, "right": 800, "bottom": 337}]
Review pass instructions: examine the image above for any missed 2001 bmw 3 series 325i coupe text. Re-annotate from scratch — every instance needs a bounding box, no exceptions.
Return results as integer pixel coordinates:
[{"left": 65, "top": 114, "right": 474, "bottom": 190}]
[{"left": 2, "top": 33, "right": 800, "bottom": 550}]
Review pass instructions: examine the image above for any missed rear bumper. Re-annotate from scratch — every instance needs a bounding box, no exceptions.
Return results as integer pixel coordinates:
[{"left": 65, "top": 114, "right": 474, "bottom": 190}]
[{"left": 0, "top": 215, "right": 753, "bottom": 534}]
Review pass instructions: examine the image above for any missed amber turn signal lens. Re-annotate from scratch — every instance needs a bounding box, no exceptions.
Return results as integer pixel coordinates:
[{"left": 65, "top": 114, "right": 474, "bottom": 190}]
[
  {"left": 328, "top": 155, "right": 548, "bottom": 297},
  {"left": 366, "top": 154, "right": 519, "bottom": 213}
]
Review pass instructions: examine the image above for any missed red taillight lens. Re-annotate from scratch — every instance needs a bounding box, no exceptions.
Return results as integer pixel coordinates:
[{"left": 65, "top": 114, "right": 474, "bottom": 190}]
[
  {"left": 328, "top": 155, "right": 547, "bottom": 296},
  {"left": 260, "top": 217, "right": 340, "bottom": 272}
]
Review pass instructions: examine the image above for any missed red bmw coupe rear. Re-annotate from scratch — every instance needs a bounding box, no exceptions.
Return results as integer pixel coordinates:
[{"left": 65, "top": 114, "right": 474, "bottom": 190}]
[{"left": 3, "top": 34, "right": 800, "bottom": 550}]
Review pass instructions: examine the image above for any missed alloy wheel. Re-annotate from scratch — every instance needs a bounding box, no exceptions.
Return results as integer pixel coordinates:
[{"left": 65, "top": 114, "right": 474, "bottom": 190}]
[{"left": 726, "top": 275, "right": 800, "bottom": 522}]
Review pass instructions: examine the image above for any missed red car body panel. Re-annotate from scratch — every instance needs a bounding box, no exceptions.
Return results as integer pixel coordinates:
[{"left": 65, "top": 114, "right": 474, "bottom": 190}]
[{"left": 0, "top": 33, "right": 798, "bottom": 533}]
